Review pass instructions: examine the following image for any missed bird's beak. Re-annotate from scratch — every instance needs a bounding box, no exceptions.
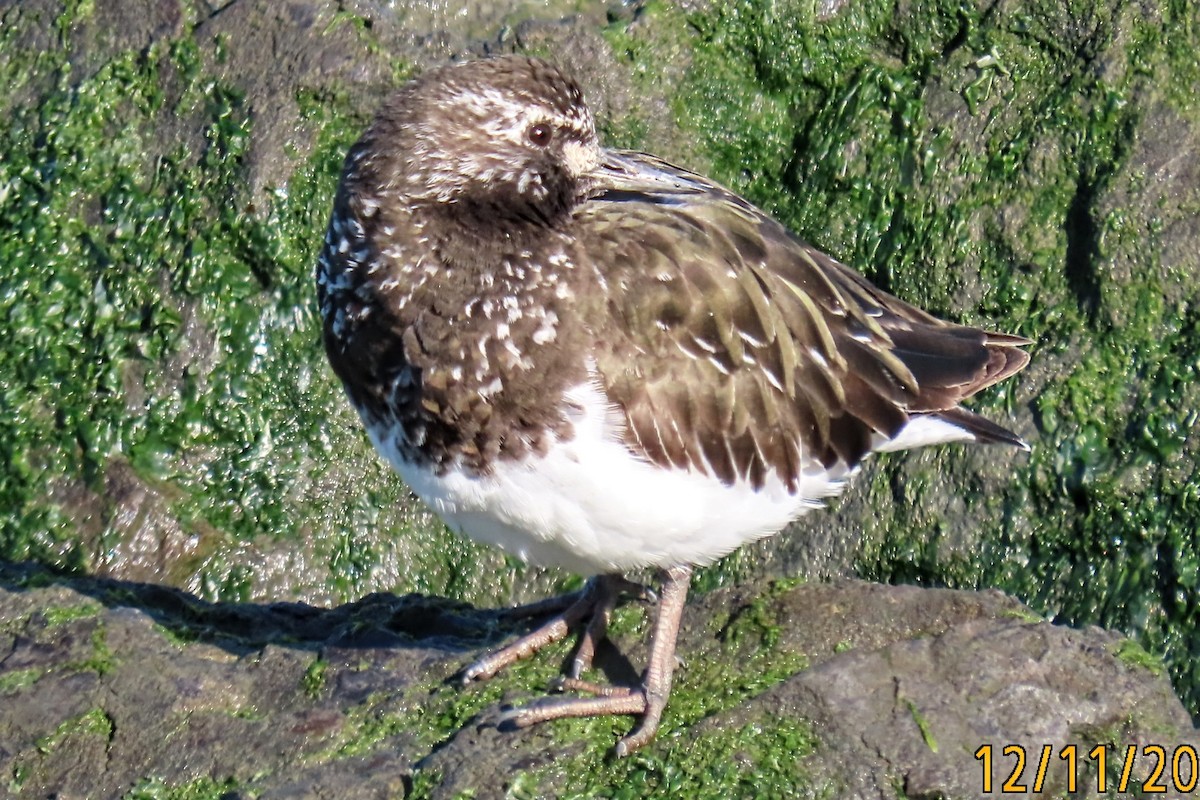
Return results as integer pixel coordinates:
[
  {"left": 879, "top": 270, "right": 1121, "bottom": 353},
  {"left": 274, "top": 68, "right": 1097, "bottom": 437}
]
[{"left": 597, "top": 150, "right": 703, "bottom": 196}]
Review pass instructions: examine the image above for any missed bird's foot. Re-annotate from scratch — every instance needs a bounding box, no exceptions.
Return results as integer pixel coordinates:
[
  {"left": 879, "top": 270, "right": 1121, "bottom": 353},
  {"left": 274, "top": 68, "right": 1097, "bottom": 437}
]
[
  {"left": 549, "top": 675, "right": 635, "bottom": 696},
  {"left": 487, "top": 565, "right": 692, "bottom": 756},
  {"left": 499, "top": 684, "right": 667, "bottom": 757},
  {"left": 568, "top": 575, "right": 654, "bottom": 679},
  {"left": 460, "top": 574, "right": 647, "bottom": 685}
]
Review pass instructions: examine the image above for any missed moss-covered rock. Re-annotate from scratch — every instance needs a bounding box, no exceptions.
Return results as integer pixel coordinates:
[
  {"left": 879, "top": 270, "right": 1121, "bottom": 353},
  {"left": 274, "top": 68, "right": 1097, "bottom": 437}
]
[
  {"left": 1, "top": 0, "right": 1198, "bottom": 794},
  {"left": 3, "top": 563, "right": 1196, "bottom": 798}
]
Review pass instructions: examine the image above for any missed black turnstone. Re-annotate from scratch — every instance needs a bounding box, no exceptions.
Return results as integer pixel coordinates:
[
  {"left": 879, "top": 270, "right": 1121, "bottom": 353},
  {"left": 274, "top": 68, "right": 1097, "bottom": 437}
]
[{"left": 316, "top": 56, "right": 1030, "bottom": 755}]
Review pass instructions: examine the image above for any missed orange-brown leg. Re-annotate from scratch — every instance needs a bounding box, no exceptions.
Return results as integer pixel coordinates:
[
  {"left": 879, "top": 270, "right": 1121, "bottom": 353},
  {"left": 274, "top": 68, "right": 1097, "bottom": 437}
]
[
  {"left": 460, "top": 573, "right": 647, "bottom": 684},
  {"left": 497, "top": 564, "right": 692, "bottom": 756}
]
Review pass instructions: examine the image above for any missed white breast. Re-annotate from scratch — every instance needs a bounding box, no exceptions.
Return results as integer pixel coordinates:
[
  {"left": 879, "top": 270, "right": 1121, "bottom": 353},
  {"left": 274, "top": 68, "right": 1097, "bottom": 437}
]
[{"left": 365, "top": 381, "right": 853, "bottom": 575}]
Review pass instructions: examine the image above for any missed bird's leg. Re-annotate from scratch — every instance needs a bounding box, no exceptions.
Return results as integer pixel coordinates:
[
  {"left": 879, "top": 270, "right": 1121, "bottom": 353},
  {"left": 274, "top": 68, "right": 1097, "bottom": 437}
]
[
  {"left": 499, "top": 564, "right": 693, "bottom": 757},
  {"left": 569, "top": 574, "right": 653, "bottom": 680},
  {"left": 461, "top": 574, "right": 640, "bottom": 684},
  {"left": 552, "top": 575, "right": 656, "bottom": 695},
  {"left": 615, "top": 564, "right": 691, "bottom": 755}
]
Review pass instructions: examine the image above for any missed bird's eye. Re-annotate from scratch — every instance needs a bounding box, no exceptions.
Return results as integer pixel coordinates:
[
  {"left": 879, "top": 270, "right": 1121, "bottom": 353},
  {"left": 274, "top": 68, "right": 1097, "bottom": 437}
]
[{"left": 526, "top": 123, "right": 553, "bottom": 147}]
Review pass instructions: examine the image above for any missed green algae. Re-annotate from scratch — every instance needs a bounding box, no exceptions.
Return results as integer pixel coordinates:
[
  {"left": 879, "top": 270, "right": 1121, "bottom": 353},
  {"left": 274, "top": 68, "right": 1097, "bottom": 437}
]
[
  {"left": 42, "top": 600, "right": 100, "bottom": 626},
  {"left": 538, "top": 716, "right": 823, "bottom": 800},
  {"left": 0, "top": 5, "right": 1197, "bottom": 788},
  {"left": 301, "top": 654, "right": 329, "bottom": 698},
  {"left": 122, "top": 776, "right": 240, "bottom": 800},
  {"left": 309, "top": 629, "right": 580, "bottom": 764},
  {"left": 1113, "top": 637, "right": 1167, "bottom": 677},
  {"left": 0, "top": 2, "right": 529, "bottom": 608},
  {"left": 656, "top": 0, "right": 1200, "bottom": 720},
  {"left": 0, "top": 28, "right": 259, "bottom": 576},
  {"left": 405, "top": 768, "right": 446, "bottom": 800},
  {"left": 66, "top": 622, "right": 116, "bottom": 676},
  {"left": 300, "top": 689, "right": 419, "bottom": 762},
  {"left": 304, "top": 578, "right": 810, "bottom": 793},
  {"left": 905, "top": 699, "right": 939, "bottom": 754},
  {"left": 0, "top": 667, "right": 43, "bottom": 695},
  {"left": 445, "top": 580, "right": 809, "bottom": 795},
  {"left": 35, "top": 707, "right": 113, "bottom": 754}
]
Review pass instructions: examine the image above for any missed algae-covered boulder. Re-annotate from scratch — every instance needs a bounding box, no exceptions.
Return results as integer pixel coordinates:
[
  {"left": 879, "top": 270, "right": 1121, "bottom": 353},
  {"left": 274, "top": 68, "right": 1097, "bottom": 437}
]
[
  {"left": 3, "top": 563, "right": 1196, "bottom": 798},
  {"left": 0, "top": 0, "right": 1197, "bottom": 797}
]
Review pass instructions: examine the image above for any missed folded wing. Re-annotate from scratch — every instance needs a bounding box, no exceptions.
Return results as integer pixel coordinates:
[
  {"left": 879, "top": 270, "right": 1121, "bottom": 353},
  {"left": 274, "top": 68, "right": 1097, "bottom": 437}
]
[{"left": 575, "top": 151, "right": 1030, "bottom": 491}]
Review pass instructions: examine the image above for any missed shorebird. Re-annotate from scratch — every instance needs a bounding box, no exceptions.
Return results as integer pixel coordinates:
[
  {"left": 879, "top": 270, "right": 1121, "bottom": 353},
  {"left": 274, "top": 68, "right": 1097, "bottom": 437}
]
[{"left": 316, "top": 56, "right": 1030, "bottom": 755}]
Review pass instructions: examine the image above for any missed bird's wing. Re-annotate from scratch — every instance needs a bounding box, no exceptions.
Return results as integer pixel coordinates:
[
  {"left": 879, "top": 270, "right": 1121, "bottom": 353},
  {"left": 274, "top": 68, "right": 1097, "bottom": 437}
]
[{"left": 572, "top": 151, "right": 1029, "bottom": 490}]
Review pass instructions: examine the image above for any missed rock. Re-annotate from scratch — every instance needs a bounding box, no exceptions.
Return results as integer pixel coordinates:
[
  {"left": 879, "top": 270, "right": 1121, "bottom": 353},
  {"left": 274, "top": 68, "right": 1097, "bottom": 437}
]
[
  {"left": 759, "top": 619, "right": 1198, "bottom": 799},
  {"left": 2, "top": 0, "right": 1199, "bottom": 795},
  {"left": 2, "top": 564, "right": 1195, "bottom": 798}
]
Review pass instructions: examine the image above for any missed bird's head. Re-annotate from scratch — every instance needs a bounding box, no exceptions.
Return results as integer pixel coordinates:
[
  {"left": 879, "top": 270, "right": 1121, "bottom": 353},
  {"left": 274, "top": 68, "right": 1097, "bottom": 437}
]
[{"left": 351, "top": 56, "right": 601, "bottom": 228}]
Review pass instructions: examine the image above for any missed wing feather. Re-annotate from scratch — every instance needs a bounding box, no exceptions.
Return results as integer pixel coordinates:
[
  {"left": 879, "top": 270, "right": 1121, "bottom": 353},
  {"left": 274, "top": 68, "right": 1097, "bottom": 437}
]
[{"left": 578, "top": 151, "right": 1030, "bottom": 490}]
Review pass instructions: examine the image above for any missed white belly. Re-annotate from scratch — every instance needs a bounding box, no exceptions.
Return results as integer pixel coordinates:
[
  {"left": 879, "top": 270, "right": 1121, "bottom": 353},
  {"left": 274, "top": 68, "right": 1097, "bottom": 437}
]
[{"left": 365, "top": 382, "right": 852, "bottom": 575}]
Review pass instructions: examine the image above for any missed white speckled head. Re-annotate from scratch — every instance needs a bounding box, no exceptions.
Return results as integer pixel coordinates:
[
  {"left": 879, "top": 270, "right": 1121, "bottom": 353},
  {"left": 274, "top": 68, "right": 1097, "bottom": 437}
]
[{"left": 363, "top": 56, "right": 600, "bottom": 210}]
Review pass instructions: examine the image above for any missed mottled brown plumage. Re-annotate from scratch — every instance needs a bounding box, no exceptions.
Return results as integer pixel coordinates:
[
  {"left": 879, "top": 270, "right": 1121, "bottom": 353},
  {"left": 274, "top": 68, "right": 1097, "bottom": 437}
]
[
  {"left": 581, "top": 151, "right": 1028, "bottom": 487},
  {"left": 316, "top": 55, "right": 1030, "bottom": 755}
]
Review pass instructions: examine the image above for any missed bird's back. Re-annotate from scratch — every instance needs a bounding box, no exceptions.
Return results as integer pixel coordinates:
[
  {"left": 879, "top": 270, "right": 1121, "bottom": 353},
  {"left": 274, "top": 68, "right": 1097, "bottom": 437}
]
[{"left": 568, "top": 150, "right": 1029, "bottom": 490}]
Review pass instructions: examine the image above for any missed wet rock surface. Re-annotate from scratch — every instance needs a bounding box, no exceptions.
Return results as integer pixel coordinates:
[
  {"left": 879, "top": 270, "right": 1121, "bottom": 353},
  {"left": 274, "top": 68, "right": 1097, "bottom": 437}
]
[
  {"left": 3, "top": 563, "right": 1196, "bottom": 799},
  {"left": 3, "top": 0, "right": 1200, "bottom": 796}
]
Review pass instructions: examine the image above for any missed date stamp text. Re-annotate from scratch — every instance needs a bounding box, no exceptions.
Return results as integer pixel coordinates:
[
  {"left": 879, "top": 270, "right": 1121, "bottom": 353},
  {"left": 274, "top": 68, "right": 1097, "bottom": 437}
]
[{"left": 975, "top": 743, "right": 1198, "bottom": 793}]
